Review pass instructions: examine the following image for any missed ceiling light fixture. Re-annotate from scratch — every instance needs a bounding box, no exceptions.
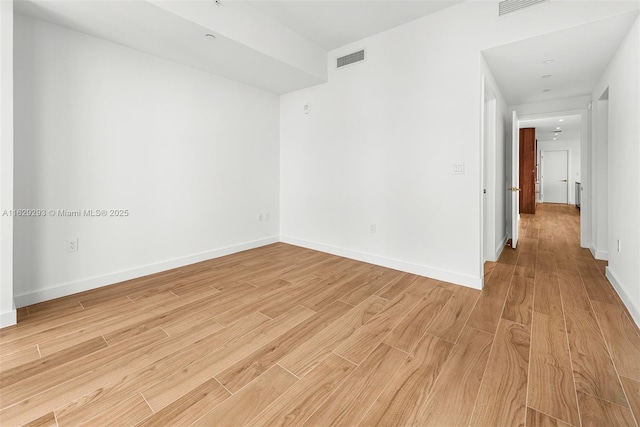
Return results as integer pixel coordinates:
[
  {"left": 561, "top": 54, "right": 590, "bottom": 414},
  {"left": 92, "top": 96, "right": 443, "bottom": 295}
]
[
  {"left": 543, "top": 59, "right": 554, "bottom": 64},
  {"left": 556, "top": 127, "right": 561, "bottom": 130},
  {"left": 559, "top": 119, "right": 564, "bottom": 122},
  {"left": 542, "top": 74, "right": 552, "bottom": 78},
  {"left": 205, "top": 33, "right": 216, "bottom": 40}
]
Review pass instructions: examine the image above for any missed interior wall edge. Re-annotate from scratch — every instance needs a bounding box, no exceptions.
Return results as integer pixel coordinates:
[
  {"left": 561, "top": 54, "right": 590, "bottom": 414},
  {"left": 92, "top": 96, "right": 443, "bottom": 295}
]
[
  {"left": 280, "top": 235, "right": 482, "bottom": 290},
  {"left": 0, "top": 308, "right": 17, "bottom": 328},
  {"left": 494, "top": 234, "right": 508, "bottom": 263},
  {"left": 14, "top": 236, "right": 279, "bottom": 308}
]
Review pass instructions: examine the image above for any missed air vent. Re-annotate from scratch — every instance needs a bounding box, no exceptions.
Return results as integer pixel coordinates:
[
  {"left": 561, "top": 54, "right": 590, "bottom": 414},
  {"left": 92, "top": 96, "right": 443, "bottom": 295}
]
[
  {"left": 337, "top": 49, "right": 365, "bottom": 69},
  {"left": 499, "top": 0, "right": 549, "bottom": 16}
]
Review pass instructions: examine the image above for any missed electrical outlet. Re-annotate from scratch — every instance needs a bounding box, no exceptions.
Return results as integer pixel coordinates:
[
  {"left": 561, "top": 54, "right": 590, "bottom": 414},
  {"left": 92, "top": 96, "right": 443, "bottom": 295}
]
[
  {"left": 258, "top": 214, "right": 264, "bottom": 222},
  {"left": 452, "top": 163, "right": 465, "bottom": 175},
  {"left": 67, "top": 238, "right": 78, "bottom": 252},
  {"left": 370, "top": 223, "right": 377, "bottom": 234}
]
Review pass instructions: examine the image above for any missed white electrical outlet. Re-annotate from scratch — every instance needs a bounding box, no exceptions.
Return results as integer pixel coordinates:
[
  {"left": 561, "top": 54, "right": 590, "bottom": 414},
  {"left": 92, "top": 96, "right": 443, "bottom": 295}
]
[
  {"left": 67, "top": 238, "right": 78, "bottom": 252},
  {"left": 370, "top": 223, "right": 377, "bottom": 233},
  {"left": 452, "top": 163, "right": 465, "bottom": 175}
]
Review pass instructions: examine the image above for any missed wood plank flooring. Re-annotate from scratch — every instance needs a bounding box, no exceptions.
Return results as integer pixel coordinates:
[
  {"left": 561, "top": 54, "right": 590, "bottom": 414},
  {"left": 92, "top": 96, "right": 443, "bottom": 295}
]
[{"left": 1, "top": 204, "right": 639, "bottom": 426}]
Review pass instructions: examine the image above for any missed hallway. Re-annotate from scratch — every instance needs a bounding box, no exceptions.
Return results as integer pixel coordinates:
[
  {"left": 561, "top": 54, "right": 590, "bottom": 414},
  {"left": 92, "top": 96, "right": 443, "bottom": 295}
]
[{"left": 484, "top": 203, "right": 640, "bottom": 426}]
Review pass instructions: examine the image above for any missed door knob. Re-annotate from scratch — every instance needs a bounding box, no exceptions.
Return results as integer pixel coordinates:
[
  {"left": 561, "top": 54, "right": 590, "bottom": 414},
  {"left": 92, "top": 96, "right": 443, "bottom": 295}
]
[
  {"left": 561, "top": 179, "right": 568, "bottom": 182},
  {"left": 509, "top": 187, "right": 521, "bottom": 191}
]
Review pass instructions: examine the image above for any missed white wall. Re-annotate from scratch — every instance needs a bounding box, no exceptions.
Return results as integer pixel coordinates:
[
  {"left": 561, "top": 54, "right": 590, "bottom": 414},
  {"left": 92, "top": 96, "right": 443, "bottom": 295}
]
[
  {"left": 592, "top": 16, "right": 640, "bottom": 325},
  {"left": 280, "top": 1, "right": 637, "bottom": 289},
  {"left": 13, "top": 14, "right": 281, "bottom": 306},
  {"left": 537, "top": 139, "right": 581, "bottom": 204},
  {"left": 0, "top": 0, "right": 16, "bottom": 327}
]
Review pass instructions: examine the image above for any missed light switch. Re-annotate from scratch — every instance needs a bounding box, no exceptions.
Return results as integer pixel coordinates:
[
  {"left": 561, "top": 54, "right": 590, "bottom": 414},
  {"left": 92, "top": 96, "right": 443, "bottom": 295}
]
[{"left": 452, "top": 163, "right": 464, "bottom": 175}]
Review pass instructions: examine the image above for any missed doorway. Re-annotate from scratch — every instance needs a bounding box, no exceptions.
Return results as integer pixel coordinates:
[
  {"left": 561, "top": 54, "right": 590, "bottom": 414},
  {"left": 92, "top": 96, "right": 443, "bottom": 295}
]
[
  {"left": 518, "top": 112, "right": 584, "bottom": 210},
  {"left": 541, "top": 149, "right": 569, "bottom": 204}
]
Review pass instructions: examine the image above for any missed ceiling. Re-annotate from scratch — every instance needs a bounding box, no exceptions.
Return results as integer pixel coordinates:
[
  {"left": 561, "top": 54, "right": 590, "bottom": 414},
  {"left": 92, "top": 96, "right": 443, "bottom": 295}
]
[
  {"left": 14, "top": 1, "right": 639, "bottom": 98},
  {"left": 15, "top": 0, "right": 463, "bottom": 94},
  {"left": 15, "top": 0, "right": 326, "bottom": 94},
  {"left": 483, "top": 10, "right": 639, "bottom": 106},
  {"left": 246, "top": 1, "right": 463, "bottom": 50},
  {"left": 520, "top": 114, "right": 581, "bottom": 142}
]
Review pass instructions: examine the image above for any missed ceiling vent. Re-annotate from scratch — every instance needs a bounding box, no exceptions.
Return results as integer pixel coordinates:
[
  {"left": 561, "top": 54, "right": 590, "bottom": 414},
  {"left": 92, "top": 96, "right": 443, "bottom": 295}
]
[
  {"left": 499, "top": 0, "right": 550, "bottom": 16},
  {"left": 337, "top": 49, "right": 365, "bottom": 69}
]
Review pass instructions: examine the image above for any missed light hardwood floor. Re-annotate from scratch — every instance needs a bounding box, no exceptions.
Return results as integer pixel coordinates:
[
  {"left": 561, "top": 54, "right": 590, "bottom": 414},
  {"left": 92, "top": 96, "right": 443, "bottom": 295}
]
[{"left": 1, "top": 204, "right": 639, "bottom": 426}]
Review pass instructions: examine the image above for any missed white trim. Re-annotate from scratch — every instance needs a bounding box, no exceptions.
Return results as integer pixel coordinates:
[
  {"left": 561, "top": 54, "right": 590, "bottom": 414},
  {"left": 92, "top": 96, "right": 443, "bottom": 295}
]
[
  {"left": 0, "top": 308, "right": 16, "bottom": 328},
  {"left": 589, "top": 243, "right": 597, "bottom": 258},
  {"left": 280, "top": 235, "right": 482, "bottom": 290},
  {"left": 606, "top": 267, "right": 640, "bottom": 328},
  {"left": 14, "top": 236, "right": 279, "bottom": 307}
]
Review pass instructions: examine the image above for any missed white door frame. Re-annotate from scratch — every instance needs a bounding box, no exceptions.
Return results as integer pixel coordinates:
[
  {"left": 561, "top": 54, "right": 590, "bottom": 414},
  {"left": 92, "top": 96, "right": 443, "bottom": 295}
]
[
  {"left": 511, "top": 110, "right": 520, "bottom": 249},
  {"left": 480, "top": 75, "right": 499, "bottom": 286},
  {"left": 540, "top": 148, "right": 570, "bottom": 204},
  {"left": 593, "top": 89, "right": 609, "bottom": 260},
  {"left": 481, "top": 78, "right": 497, "bottom": 267}
]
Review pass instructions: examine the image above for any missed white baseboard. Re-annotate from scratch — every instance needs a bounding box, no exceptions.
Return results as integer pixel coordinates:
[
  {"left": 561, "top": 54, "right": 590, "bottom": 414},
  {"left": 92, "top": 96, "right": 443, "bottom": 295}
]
[
  {"left": 0, "top": 309, "right": 16, "bottom": 328},
  {"left": 14, "top": 236, "right": 279, "bottom": 307},
  {"left": 606, "top": 267, "right": 640, "bottom": 328},
  {"left": 494, "top": 234, "right": 508, "bottom": 262},
  {"left": 589, "top": 244, "right": 597, "bottom": 259},
  {"left": 280, "top": 235, "right": 482, "bottom": 290}
]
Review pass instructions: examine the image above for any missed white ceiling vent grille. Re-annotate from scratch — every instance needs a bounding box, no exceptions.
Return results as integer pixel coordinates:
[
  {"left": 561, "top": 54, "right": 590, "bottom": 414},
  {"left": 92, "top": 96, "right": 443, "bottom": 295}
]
[
  {"left": 499, "top": 0, "right": 549, "bottom": 16},
  {"left": 337, "top": 49, "right": 365, "bottom": 69}
]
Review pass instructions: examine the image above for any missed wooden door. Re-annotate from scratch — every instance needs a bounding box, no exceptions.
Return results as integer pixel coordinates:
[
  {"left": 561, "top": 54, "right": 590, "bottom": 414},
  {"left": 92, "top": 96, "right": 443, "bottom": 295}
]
[{"left": 519, "top": 128, "right": 536, "bottom": 214}]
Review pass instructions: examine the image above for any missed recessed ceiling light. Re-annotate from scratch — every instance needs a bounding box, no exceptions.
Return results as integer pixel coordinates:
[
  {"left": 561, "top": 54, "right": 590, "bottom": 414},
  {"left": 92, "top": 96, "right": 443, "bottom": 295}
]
[
  {"left": 553, "top": 138, "right": 557, "bottom": 140},
  {"left": 556, "top": 127, "right": 561, "bottom": 130},
  {"left": 205, "top": 34, "right": 216, "bottom": 40},
  {"left": 542, "top": 89, "right": 552, "bottom": 92},
  {"left": 559, "top": 119, "right": 564, "bottom": 122},
  {"left": 543, "top": 59, "right": 554, "bottom": 64},
  {"left": 542, "top": 74, "right": 552, "bottom": 78}
]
